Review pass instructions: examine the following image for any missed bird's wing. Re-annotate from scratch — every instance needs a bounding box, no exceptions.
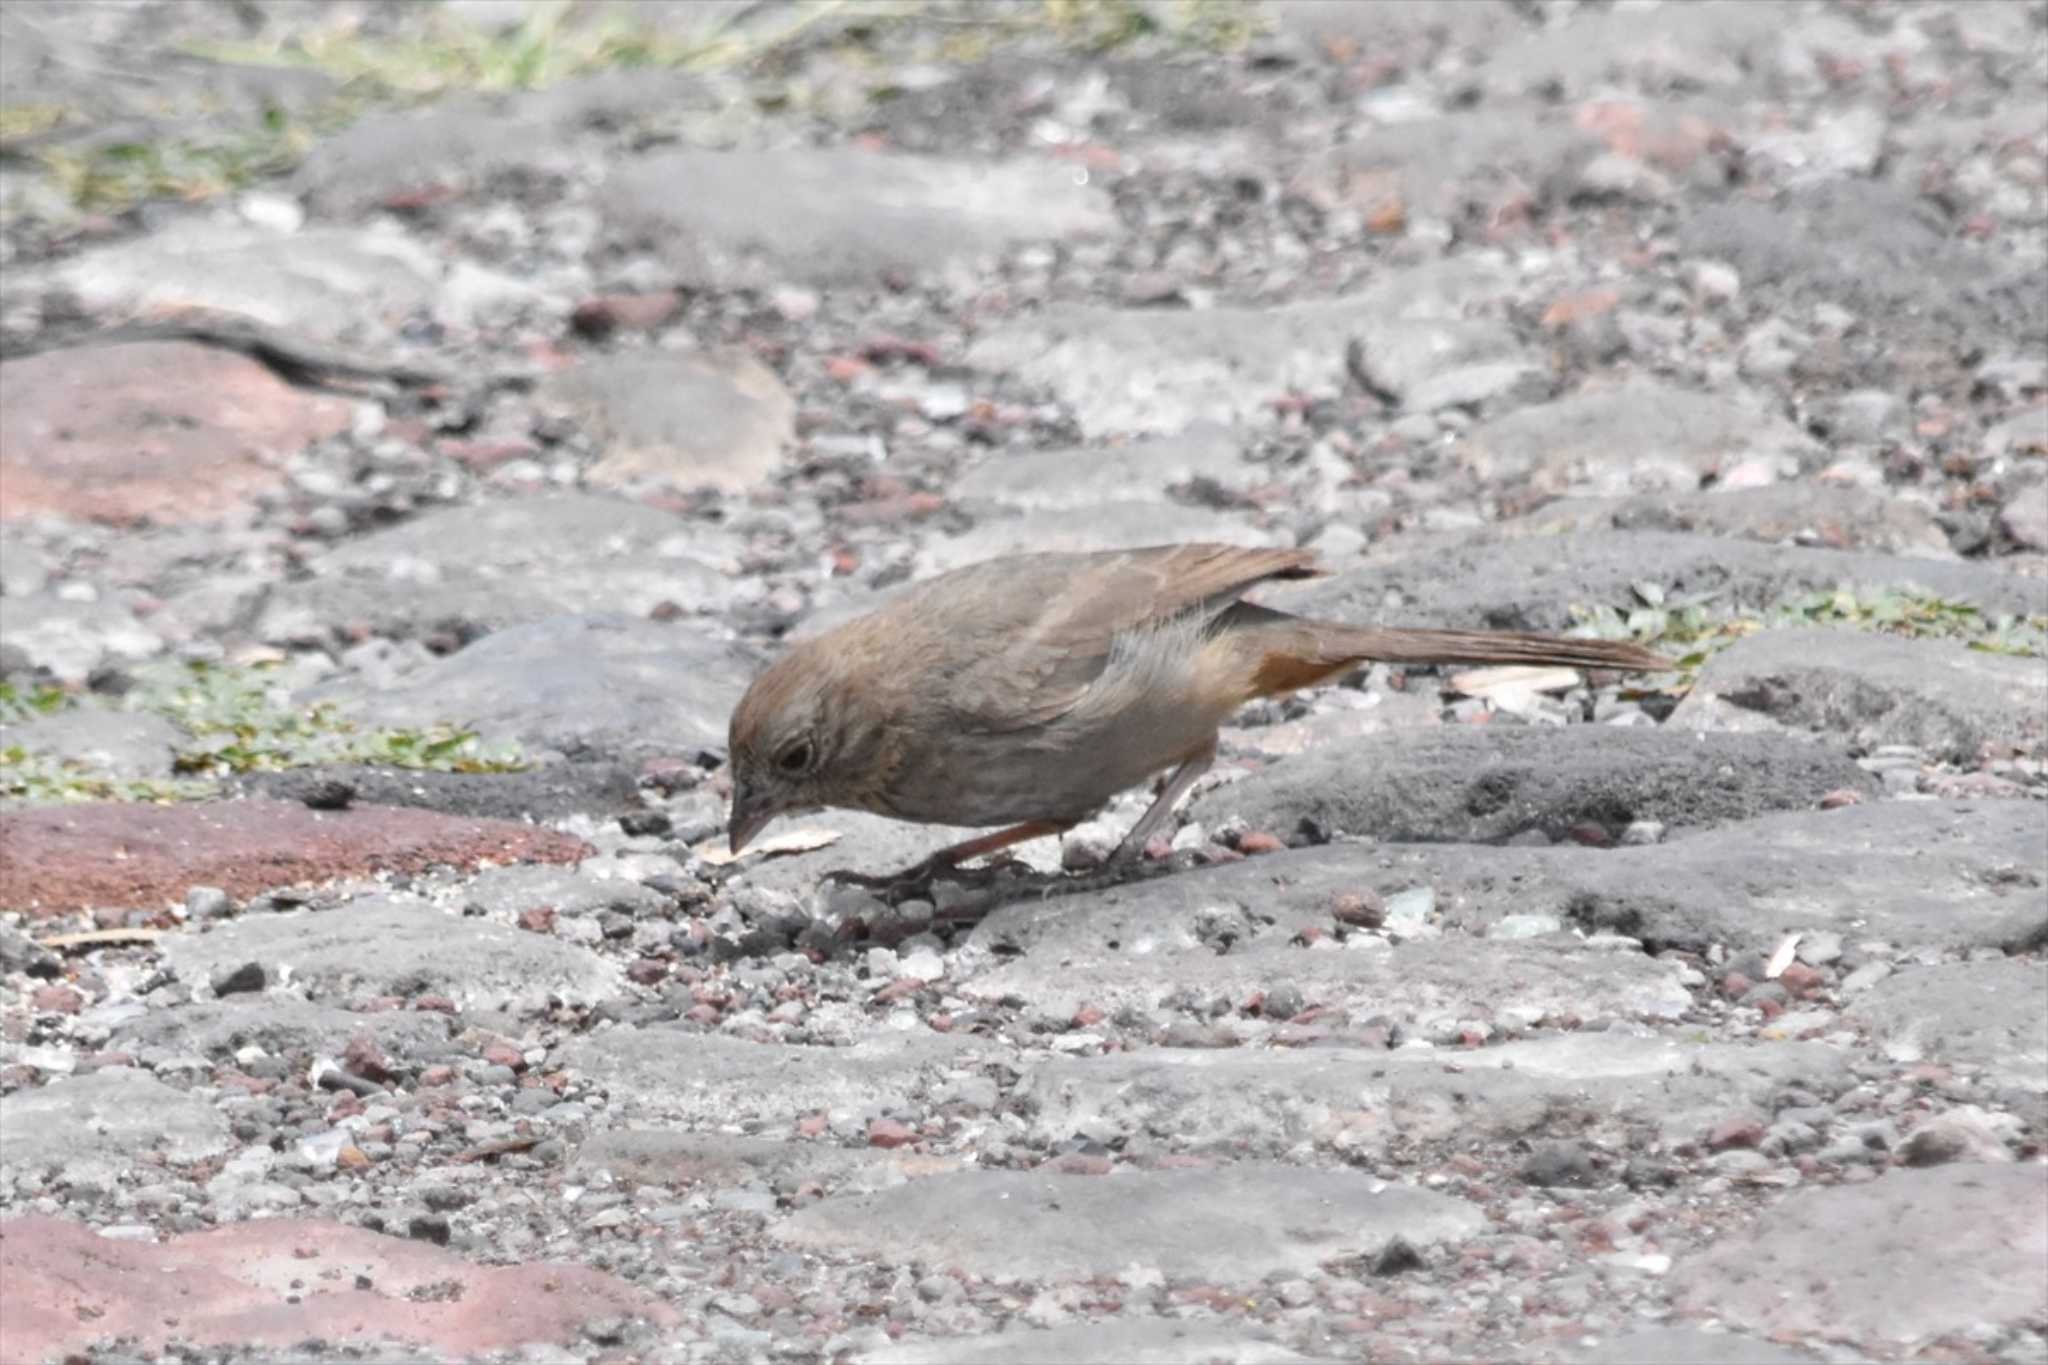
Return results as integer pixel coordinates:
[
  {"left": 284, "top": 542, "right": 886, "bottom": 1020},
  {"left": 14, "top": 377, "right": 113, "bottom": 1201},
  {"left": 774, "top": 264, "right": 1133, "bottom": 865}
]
[{"left": 936, "top": 543, "right": 1320, "bottom": 733}]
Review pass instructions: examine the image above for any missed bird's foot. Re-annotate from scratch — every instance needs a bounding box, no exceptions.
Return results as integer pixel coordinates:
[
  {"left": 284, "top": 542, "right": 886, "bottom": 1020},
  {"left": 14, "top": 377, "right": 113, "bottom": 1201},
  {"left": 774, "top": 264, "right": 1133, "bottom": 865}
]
[{"left": 820, "top": 853, "right": 1034, "bottom": 902}]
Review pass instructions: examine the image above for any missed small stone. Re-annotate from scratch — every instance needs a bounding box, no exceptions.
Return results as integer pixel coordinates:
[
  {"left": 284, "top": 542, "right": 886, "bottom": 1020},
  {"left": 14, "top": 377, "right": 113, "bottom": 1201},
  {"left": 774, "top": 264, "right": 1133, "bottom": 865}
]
[
  {"left": 30, "top": 984, "right": 84, "bottom": 1014},
  {"left": 1618, "top": 820, "right": 1664, "bottom": 846},
  {"left": 1819, "top": 788, "right": 1863, "bottom": 810},
  {"left": 1520, "top": 1142, "right": 1601, "bottom": 1188},
  {"left": 517, "top": 906, "right": 557, "bottom": 933},
  {"left": 899, "top": 949, "right": 945, "bottom": 984},
  {"left": 210, "top": 962, "right": 268, "bottom": 997},
  {"left": 867, "top": 1119, "right": 917, "bottom": 1149},
  {"left": 1331, "top": 891, "right": 1384, "bottom": 928},
  {"left": 1260, "top": 983, "right": 1306, "bottom": 1020},
  {"left": 1796, "top": 932, "right": 1843, "bottom": 966},
  {"left": 1236, "top": 830, "right": 1285, "bottom": 856},
  {"left": 1382, "top": 887, "right": 1436, "bottom": 937},
  {"left": 618, "top": 811, "right": 673, "bottom": 838},
  {"left": 299, "top": 779, "right": 356, "bottom": 811},
  {"left": 1777, "top": 961, "right": 1824, "bottom": 995},
  {"left": 184, "top": 885, "right": 232, "bottom": 919},
  {"left": 1707, "top": 1113, "right": 1767, "bottom": 1150}
]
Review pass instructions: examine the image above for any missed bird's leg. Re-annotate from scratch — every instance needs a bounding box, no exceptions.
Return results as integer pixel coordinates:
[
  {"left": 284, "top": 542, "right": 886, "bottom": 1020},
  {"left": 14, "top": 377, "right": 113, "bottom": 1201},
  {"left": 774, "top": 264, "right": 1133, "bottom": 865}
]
[
  {"left": 1108, "top": 740, "right": 1217, "bottom": 863},
  {"left": 823, "top": 820, "right": 1069, "bottom": 893}
]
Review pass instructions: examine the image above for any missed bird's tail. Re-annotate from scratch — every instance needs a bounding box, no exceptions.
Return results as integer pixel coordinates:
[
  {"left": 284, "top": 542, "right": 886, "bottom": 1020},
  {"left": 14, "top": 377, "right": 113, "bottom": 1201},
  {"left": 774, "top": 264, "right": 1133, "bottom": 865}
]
[
  {"left": 1216, "top": 603, "right": 1675, "bottom": 697},
  {"left": 1320, "top": 624, "right": 1676, "bottom": 672}
]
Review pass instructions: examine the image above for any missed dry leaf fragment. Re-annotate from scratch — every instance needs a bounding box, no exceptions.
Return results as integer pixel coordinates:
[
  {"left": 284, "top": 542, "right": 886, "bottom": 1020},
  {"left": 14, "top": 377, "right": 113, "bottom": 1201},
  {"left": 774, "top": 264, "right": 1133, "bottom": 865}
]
[{"left": 696, "top": 827, "right": 843, "bottom": 866}]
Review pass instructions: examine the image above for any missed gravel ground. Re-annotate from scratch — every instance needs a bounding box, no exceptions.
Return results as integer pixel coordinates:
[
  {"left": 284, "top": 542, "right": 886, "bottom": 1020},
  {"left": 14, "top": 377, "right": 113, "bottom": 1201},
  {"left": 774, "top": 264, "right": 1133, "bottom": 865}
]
[{"left": 2, "top": 1, "right": 2046, "bottom": 1362}]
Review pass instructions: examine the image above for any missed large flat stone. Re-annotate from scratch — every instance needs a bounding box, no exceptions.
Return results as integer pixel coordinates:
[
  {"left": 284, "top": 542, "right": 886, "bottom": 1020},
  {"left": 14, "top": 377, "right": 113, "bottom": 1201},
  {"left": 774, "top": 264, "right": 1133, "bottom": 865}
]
[
  {"left": 1671, "top": 629, "right": 2048, "bottom": 761},
  {"left": 1505, "top": 485, "right": 1954, "bottom": 560},
  {"left": 0, "top": 707, "right": 185, "bottom": 779},
  {"left": 965, "top": 296, "right": 1378, "bottom": 438},
  {"left": 0, "top": 1068, "right": 230, "bottom": 1188},
  {"left": 556, "top": 1030, "right": 978, "bottom": 1128},
  {"left": 260, "top": 494, "right": 749, "bottom": 642},
  {"left": 54, "top": 221, "right": 444, "bottom": 351},
  {"left": 1670, "top": 1165, "right": 2048, "bottom": 1346},
  {"left": 320, "top": 613, "right": 757, "bottom": 760},
  {"left": 973, "top": 800, "right": 2047, "bottom": 966},
  {"left": 544, "top": 350, "right": 796, "bottom": 494},
  {"left": 1456, "top": 380, "right": 1823, "bottom": 495},
  {"left": 602, "top": 148, "right": 1115, "bottom": 288},
  {"left": 1192, "top": 727, "right": 1874, "bottom": 846},
  {"left": 949, "top": 423, "right": 1260, "bottom": 511},
  {"left": 0, "top": 1214, "right": 677, "bottom": 1361},
  {"left": 160, "top": 897, "right": 620, "bottom": 1013},
  {"left": 113, "top": 997, "right": 461, "bottom": 1072},
  {"left": 0, "top": 800, "right": 590, "bottom": 917},
  {"left": 962, "top": 904, "right": 1695, "bottom": 1035},
  {"left": 1280, "top": 529, "right": 2046, "bottom": 633},
  {"left": 1568, "top": 1328, "right": 1824, "bottom": 1365},
  {"left": 862, "top": 1321, "right": 1322, "bottom": 1365},
  {"left": 1018, "top": 1031, "right": 1852, "bottom": 1157},
  {"left": 0, "top": 341, "right": 352, "bottom": 526},
  {"left": 1844, "top": 960, "right": 2048, "bottom": 1091},
  {"left": 916, "top": 502, "right": 1278, "bottom": 576},
  {"left": 777, "top": 1165, "right": 1484, "bottom": 1282}
]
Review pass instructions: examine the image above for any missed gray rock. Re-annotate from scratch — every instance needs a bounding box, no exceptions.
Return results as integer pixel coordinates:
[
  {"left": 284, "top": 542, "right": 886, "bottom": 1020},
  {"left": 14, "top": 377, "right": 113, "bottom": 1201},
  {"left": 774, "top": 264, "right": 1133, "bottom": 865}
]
[
  {"left": 295, "top": 70, "right": 714, "bottom": 214},
  {"left": 1682, "top": 181, "right": 2046, "bottom": 355},
  {"left": 1281, "top": 529, "right": 2047, "bottom": 633},
  {"left": 1, "top": 1068, "right": 230, "bottom": 1187},
  {"left": 55, "top": 221, "right": 442, "bottom": 351},
  {"left": 1569, "top": 1328, "right": 1824, "bottom": 1364},
  {"left": 983, "top": 799, "right": 2044, "bottom": 964},
  {"left": 544, "top": 351, "right": 795, "bottom": 494},
  {"left": 917, "top": 502, "right": 1278, "bottom": 576},
  {"left": 236, "top": 761, "right": 643, "bottom": 822},
  {"left": 161, "top": 897, "right": 621, "bottom": 1013},
  {"left": 1018, "top": 1031, "right": 1850, "bottom": 1157},
  {"left": 571, "top": 1130, "right": 930, "bottom": 1197},
  {"left": 1290, "top": 106, "right": 1612, "bottom": 223},
  {"left": 602, "top": 149, "right": 1114, "bottom": 288},
  {"left": 113, "top": 997, "right": 457, "bottom": 1067},
  {"left": 1503, "top": 484, "right": 1954, "bottom": 559},
  {"left": 861, "top": 1321, "right": 1321, "bottom": 1365},
  {"left": 261, "top": 494, "right": 749, "bottom": 644},
  {"left": 460, "top": 864, "right": 672, "bottom": 920},
  {"left": 950, "top": 423, "right": 1260, "bottom": 511},
  {"left": 1670, "top": 1164, "right": 2048, "bottom": 1345},
  {"left": 557, "top": 1029, "right": 974, "bottom": 1125},
  {"left": 1193, "top": 727, "right": 1874, "bottom": 846},
  {"left": 964, "top": 881, "right": 1693, "bottom": 1029},
  {"left": 1999, "top": 481, "right": 2048, "bottom": 551},
  {"left": 0, "top": 707, "right": 184, "bottom": 778},
  {"left": 1457, "top": 380, "right": 1822, "bottom": 495},
  {"left": 968, "top": 292, "right": 1437, "bottom": 438},
  {"left": 779, "top": 1165, "right": 1483, "bottom": 1281},
  {"left": 1844, "top": 960, "right": 2048, "bottom": 1090},
  {"left": 1354, "top": 318, "right": 1537, "bottom": 411},
  {"left": 1671, "top": 629, "right": 2048, "bottom": 762},
  {"left": 319, "top": 613, "right": 757, "bottom": 760},
  {"left": 0, "top": 597, "right": 165, "bottom": 683}
]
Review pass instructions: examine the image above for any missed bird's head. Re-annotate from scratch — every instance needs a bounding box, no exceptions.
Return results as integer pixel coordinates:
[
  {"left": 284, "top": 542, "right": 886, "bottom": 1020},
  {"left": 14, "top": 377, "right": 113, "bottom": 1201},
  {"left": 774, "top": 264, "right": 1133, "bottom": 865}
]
[{"left": 724, "top": 641, "right": 891, "bottom": 855}]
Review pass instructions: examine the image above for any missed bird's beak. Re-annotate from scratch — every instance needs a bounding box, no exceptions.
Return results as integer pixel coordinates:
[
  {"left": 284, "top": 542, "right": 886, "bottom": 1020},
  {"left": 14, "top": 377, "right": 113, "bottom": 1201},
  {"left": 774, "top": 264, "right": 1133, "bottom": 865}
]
[{"left": 728, "top": 785, "right": 773, "bottom": 856}]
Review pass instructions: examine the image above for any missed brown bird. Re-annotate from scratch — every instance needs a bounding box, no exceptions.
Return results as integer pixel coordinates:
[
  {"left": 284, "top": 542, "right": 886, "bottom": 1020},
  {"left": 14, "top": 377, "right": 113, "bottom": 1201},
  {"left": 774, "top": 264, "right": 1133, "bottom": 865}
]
[{"left": 726, "top": 544, "right": 1673, "bottom": 880}]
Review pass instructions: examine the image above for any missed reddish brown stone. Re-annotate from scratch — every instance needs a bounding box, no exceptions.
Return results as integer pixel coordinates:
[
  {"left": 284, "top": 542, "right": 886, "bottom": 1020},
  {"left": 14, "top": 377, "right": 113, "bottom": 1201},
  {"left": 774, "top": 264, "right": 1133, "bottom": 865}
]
[
  {"left": 0, "top": 800, "right": 590, "bottom": 918},
  {"left": 0, "top": 1214, "right": 677, "bottom": 1361},
  {"left": 28, "top": 984, "right": 83, "bottom": 1014},
  {"left": 0, "top": 342, "right": 353, "bottom": 525},
  {"left": 866, "top": 1119, "right": 917, "bottom": 1149},
  {"left": 1236, "top": 830, "right": 1285, "bottom": 855},
  {"left": 570, "top": 291, "right": 684, "bottom": 338}
]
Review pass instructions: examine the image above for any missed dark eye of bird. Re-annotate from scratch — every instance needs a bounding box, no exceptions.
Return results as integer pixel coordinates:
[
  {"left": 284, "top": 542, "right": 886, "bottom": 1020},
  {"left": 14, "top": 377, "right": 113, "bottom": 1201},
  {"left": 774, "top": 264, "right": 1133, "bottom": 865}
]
[{"left": 777, "top": 739, "right": 814, "bottom": 774}]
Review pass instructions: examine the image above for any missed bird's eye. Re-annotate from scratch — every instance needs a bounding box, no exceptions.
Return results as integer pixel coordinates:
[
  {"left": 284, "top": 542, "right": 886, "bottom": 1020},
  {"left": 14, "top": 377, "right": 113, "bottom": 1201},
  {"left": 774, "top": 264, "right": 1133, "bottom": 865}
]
[{"left": 776, "top": 739, "right": 814, "bottom": 774}]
